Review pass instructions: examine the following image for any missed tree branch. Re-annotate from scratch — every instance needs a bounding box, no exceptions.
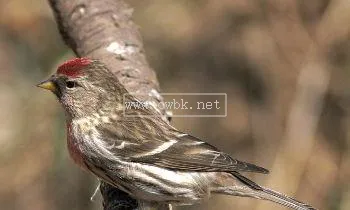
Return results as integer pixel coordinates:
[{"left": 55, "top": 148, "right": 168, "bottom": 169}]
[{"left": 48, "top": 0, "right": 166, "bottom": 209}]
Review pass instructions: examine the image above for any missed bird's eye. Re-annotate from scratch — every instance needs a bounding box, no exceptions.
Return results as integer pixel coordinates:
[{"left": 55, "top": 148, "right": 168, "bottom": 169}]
[{"left": 66, "top": 81, "right": 76, "bottom": 89}]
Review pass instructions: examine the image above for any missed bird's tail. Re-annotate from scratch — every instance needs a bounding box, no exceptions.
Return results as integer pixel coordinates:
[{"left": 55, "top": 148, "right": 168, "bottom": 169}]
[
  {"left": 212, "top": 172, "right": 316, "bottom": 210},
  {"left": 257, "top": 187, "right": 316, "bottom": 210}
]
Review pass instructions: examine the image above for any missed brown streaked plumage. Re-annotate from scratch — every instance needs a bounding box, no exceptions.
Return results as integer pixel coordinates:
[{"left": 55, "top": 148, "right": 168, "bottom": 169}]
[{"left": 37, "top": 58, "right": 317, "bottom": 210}]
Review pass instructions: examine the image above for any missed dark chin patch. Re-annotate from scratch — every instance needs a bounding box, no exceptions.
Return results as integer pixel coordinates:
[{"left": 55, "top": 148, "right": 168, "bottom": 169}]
[
  {"left": 53, "top": 80, "right": 64, "bottom": 99},
  {"left": 54, "top": 88, "right": 62, "bottom": 98}
]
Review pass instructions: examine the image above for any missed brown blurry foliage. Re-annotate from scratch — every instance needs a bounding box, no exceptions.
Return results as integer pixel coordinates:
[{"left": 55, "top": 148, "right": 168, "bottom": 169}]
[{"left": 0, "top": 0, "right": 349, "bottom": 210}]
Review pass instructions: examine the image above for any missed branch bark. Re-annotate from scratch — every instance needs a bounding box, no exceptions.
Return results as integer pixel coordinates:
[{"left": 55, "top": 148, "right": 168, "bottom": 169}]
[{"left": 48, "top": 0, "right": 166, "bottom": 209}]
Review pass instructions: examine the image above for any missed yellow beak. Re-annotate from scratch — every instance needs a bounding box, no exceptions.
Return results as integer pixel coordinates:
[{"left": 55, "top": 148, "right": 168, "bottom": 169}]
[{"left": 36, "top": 79, "right": 56, "bottom": 92}]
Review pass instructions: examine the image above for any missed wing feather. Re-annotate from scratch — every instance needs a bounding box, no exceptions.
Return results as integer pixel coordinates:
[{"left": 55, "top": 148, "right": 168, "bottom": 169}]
[
  {"left": 98, "top": 121, "right": 268, "bottom": 174},
  {"left": 132, "top": 134, "right": 269, "bottom": 173}
]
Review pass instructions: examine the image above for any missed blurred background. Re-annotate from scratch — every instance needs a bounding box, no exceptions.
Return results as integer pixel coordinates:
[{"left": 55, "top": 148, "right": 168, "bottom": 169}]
[{"left": 0, "top": 0, "right": 349, "bottom": 209}]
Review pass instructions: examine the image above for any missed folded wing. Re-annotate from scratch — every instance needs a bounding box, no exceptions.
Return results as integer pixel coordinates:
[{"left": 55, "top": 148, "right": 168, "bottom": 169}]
[{"left": 99, "top": 122, "right": 268, "bottom": 174}]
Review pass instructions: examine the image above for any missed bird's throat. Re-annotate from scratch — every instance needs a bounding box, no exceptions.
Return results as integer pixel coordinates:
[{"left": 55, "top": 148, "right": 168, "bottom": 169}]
[{"left": 66, "top": 123, "right": 87, "bottom": 169}]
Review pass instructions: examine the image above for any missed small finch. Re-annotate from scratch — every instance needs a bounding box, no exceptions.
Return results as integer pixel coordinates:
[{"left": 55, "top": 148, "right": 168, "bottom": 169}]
[{"left": 37, "top": 58, "right": 316, "bottom": 210}]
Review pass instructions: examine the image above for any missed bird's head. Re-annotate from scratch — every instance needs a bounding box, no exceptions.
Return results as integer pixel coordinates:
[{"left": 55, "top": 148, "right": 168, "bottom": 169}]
[{"left": 37, "top": 58, "right": 125, "bottom": 119}]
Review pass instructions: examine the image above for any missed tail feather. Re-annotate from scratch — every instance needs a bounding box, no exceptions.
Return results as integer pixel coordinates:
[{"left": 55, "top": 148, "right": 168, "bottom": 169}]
[
  {"left": 259, "top": 187, "right": 316, "bottom": 210},
  {"left": 213, "top": 172, "right": 317, "bottom": 210}
]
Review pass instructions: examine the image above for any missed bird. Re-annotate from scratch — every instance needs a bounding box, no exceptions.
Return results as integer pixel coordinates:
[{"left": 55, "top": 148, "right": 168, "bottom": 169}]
[{"left": 37, "top": 57, "right": 316, "bottom": 210}]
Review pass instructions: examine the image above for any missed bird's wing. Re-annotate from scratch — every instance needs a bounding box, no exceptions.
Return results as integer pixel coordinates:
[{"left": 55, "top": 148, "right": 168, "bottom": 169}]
[
  {"left": 99, "top": 121, "right": 268, "bottom": 174},
  {"left": 133, "top": 134, "right": 268, "bottom": 174}
]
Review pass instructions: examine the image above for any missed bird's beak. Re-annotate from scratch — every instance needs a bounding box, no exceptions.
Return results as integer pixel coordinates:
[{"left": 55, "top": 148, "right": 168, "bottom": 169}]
[{"left": 36, "top": 79, "right": 57, "bottom": 92}]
